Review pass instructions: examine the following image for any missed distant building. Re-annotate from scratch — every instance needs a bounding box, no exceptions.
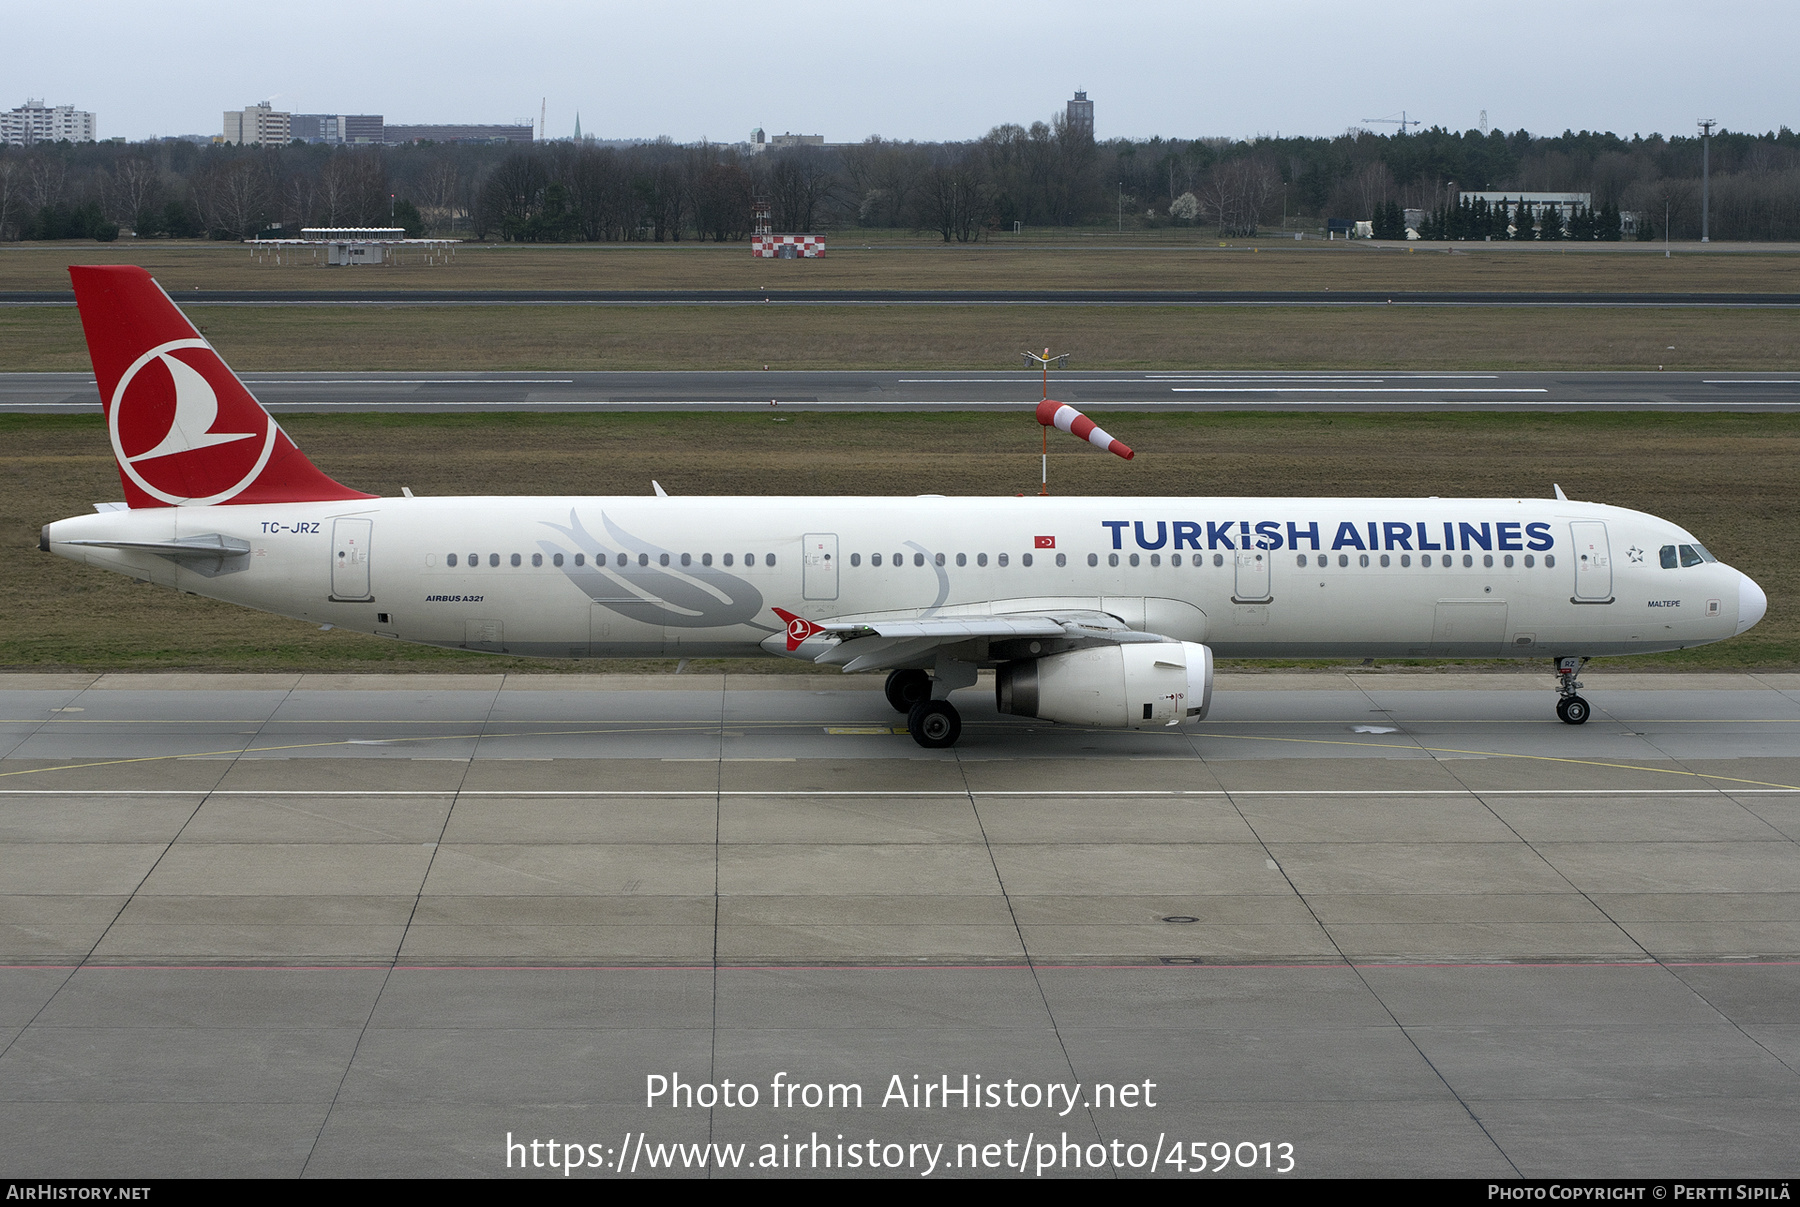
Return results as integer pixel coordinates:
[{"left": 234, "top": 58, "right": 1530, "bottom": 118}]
[
  {"left": 223, "top": 103, "right": 290, "bottom": 147},
  {"left": 384, "top": 124, "right": 534, "bottom": 145},
  {"left": 1459, "top": 191, "right": 1593, "bottom": 217},
  {"left": 1066, "top": 90, "right": 1093, "bottom": 137},
  {"left": 292, "top": 114, "right": 386, "bottom": 145},
  {"left": 748, "top": 130, "right": 824, "bottom": 155},
  {"left": 2, "top": 99, "right": 96, "bottom": 146}
]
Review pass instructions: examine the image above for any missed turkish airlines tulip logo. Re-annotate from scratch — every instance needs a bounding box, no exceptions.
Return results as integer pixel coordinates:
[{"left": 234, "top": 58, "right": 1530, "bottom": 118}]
[
  {"left": 772, "top": 607, "right": 824, "bottom": 651},
  {"left": 108, "top": 339, "right": 277, "bottom": 505}
]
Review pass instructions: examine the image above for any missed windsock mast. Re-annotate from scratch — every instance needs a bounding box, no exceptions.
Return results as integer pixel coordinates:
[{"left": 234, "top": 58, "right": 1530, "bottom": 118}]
[
  {"left": 1022, "top": 347, "right": 1072, "bottom": 495},
  {"left": 1022, "top": 347, "right": 1132, "bottom": 496}
]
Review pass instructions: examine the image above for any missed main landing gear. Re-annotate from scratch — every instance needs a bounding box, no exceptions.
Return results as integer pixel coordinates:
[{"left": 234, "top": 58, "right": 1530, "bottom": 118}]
[
  {"left": 1554, "top": 656, "right": 1591, "bottom": 725},
  {"left": 884, "top": 669, "right": 962, "bottom": 749}
]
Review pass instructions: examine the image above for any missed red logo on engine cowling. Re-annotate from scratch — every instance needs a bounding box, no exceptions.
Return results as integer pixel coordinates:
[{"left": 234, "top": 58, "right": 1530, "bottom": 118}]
[
  {"left": 108, "top": 339, "right": 277, "bottom": 505},
  {"left": 772, "top": 607, "right": 824, "bottom": 651}
]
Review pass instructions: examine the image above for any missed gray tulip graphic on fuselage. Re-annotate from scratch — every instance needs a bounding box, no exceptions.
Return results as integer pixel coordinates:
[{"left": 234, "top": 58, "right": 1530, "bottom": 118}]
[{"left": 540, "top": 510, "right": 776, "bottom": 631}]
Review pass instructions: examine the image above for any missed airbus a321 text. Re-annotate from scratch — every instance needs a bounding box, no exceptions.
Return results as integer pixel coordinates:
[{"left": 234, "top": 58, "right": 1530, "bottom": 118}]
[{"left": 40, "top": 267, "right": 1767, "bottom": 747}]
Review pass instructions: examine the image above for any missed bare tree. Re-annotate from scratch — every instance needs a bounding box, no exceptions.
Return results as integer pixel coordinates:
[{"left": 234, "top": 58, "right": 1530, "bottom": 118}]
[
  {"left": 1200, "top": 156, "right": 1277, "bottom": 235},
  {"left": 764, "top": 149, "right": 838, "bottom": 232},
  {"left": 418, "top": 155, "right": 463, "bottom": 233},
  {"left": 108, "top": 156, "right": 160, "bottom": 226},
  {"left": 914, "top": 149, "right": 991, "bottom": 242},
  {"left": 0, "top": 157, "right": 22, "bottom": 240},
  {"left": 24, "top": 154, "right": 65, "bottom": 209},
  {"left": 195, "top": 156, "right": 269, "bottom": 237},
  {"left": 1351, "top": 160, "right": 1395, "bottom": 218}
]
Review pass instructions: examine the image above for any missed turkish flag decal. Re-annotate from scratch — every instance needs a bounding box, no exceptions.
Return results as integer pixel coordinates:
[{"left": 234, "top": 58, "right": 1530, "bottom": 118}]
[{"left": 1034, "top": 535, "right": 1056, "bottom": 549}]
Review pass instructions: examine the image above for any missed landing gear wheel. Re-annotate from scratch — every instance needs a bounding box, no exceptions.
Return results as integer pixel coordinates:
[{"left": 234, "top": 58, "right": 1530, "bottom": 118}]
[
  {"left": 1556, "top": 696, "right": 1591, "bottom": 725},
  {"left": 885, "top": 669, "right": 931, "bottom": 715},
  {"left": 907, "top": 699, "right": 962, "bottom": 749}
]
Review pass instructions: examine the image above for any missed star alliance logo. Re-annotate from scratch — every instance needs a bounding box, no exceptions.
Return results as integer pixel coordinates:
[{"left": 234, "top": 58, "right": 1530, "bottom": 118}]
[{"left": 1626, "top": 546, "right": 1645, "bottom": 563}]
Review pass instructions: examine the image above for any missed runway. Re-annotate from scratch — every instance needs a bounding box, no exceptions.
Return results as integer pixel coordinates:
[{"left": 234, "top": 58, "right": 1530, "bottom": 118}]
[
  {"left": 0, "top": 670, "right": 1796, "bottom": 1177},
  {"left": 6, "top": 287, "right": 1800, "bottom": 308},
  {"left": 7, "top": 369, "right": 1800, "bottom": 414}
]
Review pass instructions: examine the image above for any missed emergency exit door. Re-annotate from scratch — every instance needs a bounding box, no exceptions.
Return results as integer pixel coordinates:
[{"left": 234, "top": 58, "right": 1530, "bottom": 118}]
[
  {"left": 1570, "top": 520, "right": 1613, "bottom": 601},
  {"left": 802, "top": 533, "right": 838, "bottom": 601},
  {"left": 1233, "top": 547, "right": 1271, "bottom": 602},
  {"left": 331, "top": 518, "right": 373, "bottom": 600}
]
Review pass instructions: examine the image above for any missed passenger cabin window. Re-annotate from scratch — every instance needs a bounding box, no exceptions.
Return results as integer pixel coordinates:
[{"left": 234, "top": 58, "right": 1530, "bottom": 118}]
[
  {"left": 724, "top": 553, "right": 734, "bottom": 567},
  {"left": 574, "top": 554, "right": 585, "bottom": 567},
  {"left": 850, "top": 553, "right": 861, "bottom": 567},
  {"left": 1022, "top": 553, "right": 1033, "bottom": 567},
  {"left": 532, "top": 553, "right": 543, "bottom": 567},
  {"left": 1087, "top": 553, "right": 1098, "bottom": 567},
  {"left": 446, "top": 553, "right": 458, "bottom": 567},
  {"left": 872, "top": 553, "right": 882, "bottom": 567},
  {"left": 997, "top": 553, "right": 1009, "bottom": 567},
  {"left": 914, "top": 553, "right": 925, "bottom": 567},
  {"left": 1056, "top": 553, "right": 1067, "bottom": 567},
  {"left": 489, "top": 554, "right": 500, "bottom": 567}
]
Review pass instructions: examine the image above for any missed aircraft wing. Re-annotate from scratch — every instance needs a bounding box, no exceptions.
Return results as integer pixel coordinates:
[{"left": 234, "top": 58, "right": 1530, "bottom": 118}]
[{"left": 771, "top": 608, "right": 1171, "bottom": 673}]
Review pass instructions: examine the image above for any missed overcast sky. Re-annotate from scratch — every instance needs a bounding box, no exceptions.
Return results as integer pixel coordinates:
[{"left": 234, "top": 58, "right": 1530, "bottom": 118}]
[{"left": 7, "top": 0, "right": 1795, "bottom": 144}]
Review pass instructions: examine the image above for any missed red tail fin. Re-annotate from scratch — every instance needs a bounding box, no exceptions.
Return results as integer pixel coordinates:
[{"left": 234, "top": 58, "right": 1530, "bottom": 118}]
[{"left": 69, "top": 265, "right": 374, "bottom": 508}]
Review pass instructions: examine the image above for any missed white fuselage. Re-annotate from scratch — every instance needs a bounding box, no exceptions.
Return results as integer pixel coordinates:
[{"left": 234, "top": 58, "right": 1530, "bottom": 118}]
[{"left": 44, "top": 494, "right": 1763, "bottom": 663}]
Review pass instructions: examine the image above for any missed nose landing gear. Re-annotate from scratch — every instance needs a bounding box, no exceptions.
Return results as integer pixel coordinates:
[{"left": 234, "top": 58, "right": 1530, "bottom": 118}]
[{"left": 1554, "top": 656, "right": 1590, "bottom": 725}]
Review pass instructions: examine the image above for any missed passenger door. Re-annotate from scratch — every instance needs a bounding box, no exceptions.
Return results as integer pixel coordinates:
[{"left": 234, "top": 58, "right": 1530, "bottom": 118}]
[
  {"left": 1570, "top": 521, "right": 1613, "bottom": 601},
  {"left": 330, "top": 517, "right": 373, "bottom": 600},
  {"left": 802, "top": 532, "right": 838, "bottom": 601}
]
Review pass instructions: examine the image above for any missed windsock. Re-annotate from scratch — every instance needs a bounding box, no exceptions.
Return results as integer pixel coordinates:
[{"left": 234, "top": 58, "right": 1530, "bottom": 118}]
[{"left": 1035, "top": 399, "right": 1134, "bottom": 460}]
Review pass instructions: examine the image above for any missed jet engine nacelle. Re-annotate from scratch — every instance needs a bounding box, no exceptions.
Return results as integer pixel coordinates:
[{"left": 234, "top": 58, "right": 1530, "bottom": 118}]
[{"left": 996, "top": 641, "right": 1214, "bottom": 729}]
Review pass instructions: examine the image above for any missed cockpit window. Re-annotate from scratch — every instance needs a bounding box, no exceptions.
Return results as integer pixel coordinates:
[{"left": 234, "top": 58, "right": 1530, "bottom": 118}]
[
  {"left": 1692, "top": 542, "right": 1717, "bottom": 563},
  {"left": 1679, "top": 544, "right": 1704, "bottom": 568},
  {"left": 1660, "top": 545, "right": 1678, "bottom": 569}
]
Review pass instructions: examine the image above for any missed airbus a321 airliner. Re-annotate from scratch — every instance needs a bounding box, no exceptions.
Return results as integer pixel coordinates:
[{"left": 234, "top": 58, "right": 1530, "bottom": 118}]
[{"left": 40, "top": 266, "right": 1767, "bottom": 748}]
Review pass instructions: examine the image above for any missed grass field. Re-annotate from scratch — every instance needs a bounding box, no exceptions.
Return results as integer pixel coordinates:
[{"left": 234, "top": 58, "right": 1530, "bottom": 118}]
[
  {"left": 2, "top": 238, "right": 1798, "bottom": 294},
  {"left": 6, "top": 410, "right": 1795, "bottom": 673},
  {"left": 2, "top": 302, "right": 1793, "bottom": 373}
]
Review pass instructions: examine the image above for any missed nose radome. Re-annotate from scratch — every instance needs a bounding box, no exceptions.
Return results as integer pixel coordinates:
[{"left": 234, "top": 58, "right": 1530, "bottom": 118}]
[{"left": 1737, "top": 572, "right": 1768, "bottom": 636}]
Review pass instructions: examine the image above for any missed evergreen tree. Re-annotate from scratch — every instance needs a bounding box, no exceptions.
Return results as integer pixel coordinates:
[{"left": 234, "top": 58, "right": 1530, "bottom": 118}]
[
  {"left": 1539, "top": 203, "right": 1563, "bottom": 240},
  {"left": 1511, "top": 203, "right": 1534, "bottom": 240},
  {"left": 1598, "top": 200, "right": 1623, "bottom": 241}
]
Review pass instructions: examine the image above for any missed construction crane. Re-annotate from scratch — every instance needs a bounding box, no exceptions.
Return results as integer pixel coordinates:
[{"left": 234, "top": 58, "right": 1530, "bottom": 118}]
[{"left": 1362, "top": 111, "right": 1422, "bottom": 133}]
